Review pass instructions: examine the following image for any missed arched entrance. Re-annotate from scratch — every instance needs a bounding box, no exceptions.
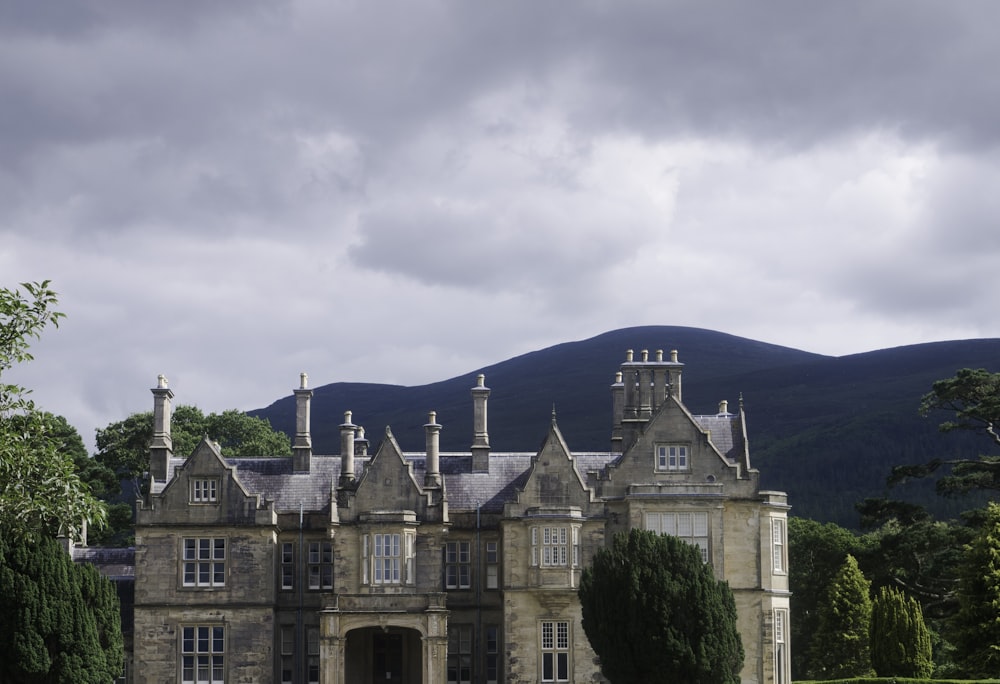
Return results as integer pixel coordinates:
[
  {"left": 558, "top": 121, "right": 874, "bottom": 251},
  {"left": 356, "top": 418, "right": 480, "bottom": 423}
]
[
  {"left": 320, "top": 593, "right": 448, "bottom": 684},
  {"left": 345, "top": 626, "right": 422, "bottom": 684}
]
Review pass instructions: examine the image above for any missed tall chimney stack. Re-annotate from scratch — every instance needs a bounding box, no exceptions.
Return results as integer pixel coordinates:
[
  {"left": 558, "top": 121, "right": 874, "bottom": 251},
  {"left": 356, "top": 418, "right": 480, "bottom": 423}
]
[
  {"left": 293, "top": 372, "right": 313, "bottom": 472},
  {"left": 149, "top": 374, "right": 174, "bottom": 484},
  {"left": 471, "top": 374, "right": 491, "bottom": 473},
  {"left": 340, "top": 411, "right": 356, "bottom": 485},
  {"left": 425, "top": 411, "right": 442, "bottom": 487}
]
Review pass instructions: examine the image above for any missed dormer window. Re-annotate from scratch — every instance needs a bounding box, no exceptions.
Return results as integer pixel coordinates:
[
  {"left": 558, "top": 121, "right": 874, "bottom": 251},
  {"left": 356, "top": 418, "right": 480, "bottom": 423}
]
[
  {"left": 656, "top": 444, "right": 688, "bottom": 471},
  {"left": 191, "top": 479, "right": 218, "bottom": 503}
]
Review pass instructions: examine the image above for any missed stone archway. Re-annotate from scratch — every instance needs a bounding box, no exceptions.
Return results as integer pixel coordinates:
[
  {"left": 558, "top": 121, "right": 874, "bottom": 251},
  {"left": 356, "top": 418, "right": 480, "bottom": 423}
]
[
  {"left": 319, "top": 594, "right": 449, "bottom": 684},
  {"left": 345, "top": 626, "right": 422, "bottom": 684}
]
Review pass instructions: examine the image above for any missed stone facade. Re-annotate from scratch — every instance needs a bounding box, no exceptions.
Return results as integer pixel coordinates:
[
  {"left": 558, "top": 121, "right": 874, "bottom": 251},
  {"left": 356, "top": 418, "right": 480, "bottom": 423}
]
[{"left": 132, "top": 350, "right": 790, "bottom": 684}]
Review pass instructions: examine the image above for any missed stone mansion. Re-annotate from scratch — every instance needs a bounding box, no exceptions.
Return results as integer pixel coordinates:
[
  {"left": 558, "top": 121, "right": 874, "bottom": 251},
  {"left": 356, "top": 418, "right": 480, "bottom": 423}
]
[{"left": 131, "top": 348, "right": 790, "bottom": 684}]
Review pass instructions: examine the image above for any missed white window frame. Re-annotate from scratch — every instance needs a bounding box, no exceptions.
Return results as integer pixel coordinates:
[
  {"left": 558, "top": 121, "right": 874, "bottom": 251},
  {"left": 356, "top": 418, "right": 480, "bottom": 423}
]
[
  {"left": 182, "top": 538, "right": 226, "bottom": 587},
  {"left": 181, "top": 624, "right": 225, "bottom": 684},
  {"left": 447, "top": 624, "right": 473, "bottom": 684},
  {"left": 485, "top": 625, "right": 500, "bottom": 684},
  {"left": 445, "top": 541, "right": 472, "bottom": 589},
  {"left": 540, "top": 620, "right": 570, "bottom": 682},
  {"left": 308, "top": 541, "right": 334, "bottom": 590},
  {"left": 280, "top": 625, "right": 294, "bottom": 684},
  {"left": 363, "top": 531, "right": 416, "bottom": 585},
  {"left": 485, "top": 541, "right": 499, "bottom": 590},
  {"left": 531, "top": 526, "right": 580, "bottom": 568},
  {"left": 645, "top": 512, "right": 709, "bottom": 562},
  {"left": 772, "top": 518, "right": 787, "bottom": 575},
  {"left": 190, "top": 479, "right": 218, "bottom": 503},
  {"left": 307, "top": 627, "right": 320, "bottom": 684},
  {"left": 774, "top": 609, "right": 789, "bottom": 684},
  {"left": 656, "top": 444, "right": 689, "bottom": 471},
  {"left": 280, "top": 542, "right": 294, "bottom": 591}
]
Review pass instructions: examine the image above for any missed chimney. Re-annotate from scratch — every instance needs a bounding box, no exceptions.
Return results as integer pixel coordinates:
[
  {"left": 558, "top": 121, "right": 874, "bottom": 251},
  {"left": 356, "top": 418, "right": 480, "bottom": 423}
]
[
  {"left": 471, "top": 374, "right": 490, "bottom": 473},
  {"left": 652, "top": 349, "right": 668, "bottom": 410},
  {"left": 150, "top": 374, "right": 174, "bottom": 484},
  {"left": 424, "top": 411, "right": 442, "bottom": 487},
  {"left": 610, "top": 371, "right": 624, "bottom": 453},
  {"left": 638, "top": 350, "right": 652, "bottom": 418},
  {"left": 354, "top": 426, "right": 369, "bottom": 456},
  {"left": 293, "top": 372, "right": 313, "bottom": 472},
  {"left": 667, "top": 349, "right": 683, "bottom": 401},
  {"left": 340, "top": 411, "right": 356, "bottom": 484},
  {"left": 718, "top": 399, "right": 729, "bottom": 416}
]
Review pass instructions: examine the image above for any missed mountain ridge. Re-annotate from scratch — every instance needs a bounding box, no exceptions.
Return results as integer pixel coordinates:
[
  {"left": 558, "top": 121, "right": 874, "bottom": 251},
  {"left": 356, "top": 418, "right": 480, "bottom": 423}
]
[{"left": 251, "top": 326, "right": 1000, "bottom": 526}]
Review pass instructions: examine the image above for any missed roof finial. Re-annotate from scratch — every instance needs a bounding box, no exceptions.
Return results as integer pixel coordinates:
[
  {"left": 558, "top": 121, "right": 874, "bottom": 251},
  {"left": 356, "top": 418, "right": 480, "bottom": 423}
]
[{"left": 551, "top": 403, "right": 557, "bottom": 424}]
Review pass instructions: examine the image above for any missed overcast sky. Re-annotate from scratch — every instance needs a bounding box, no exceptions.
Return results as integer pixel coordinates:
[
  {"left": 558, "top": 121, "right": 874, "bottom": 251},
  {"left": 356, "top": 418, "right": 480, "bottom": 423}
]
[{"left": 4, "top": 1, "right": 1000, "bottom": 449}]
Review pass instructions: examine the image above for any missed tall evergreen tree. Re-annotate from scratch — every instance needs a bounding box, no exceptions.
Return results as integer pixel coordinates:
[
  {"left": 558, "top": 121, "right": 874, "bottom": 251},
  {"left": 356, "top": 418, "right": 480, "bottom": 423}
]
[
  {"left": 870, "top": 585, "right": 933, "bottom": 677},
  {"left": 0, "top": 534, "right": 123, "bottom": 683},
  {"left": 808, "top": 554, "right": 873, "bottom": 679},
  {"left": 578, "top": 528, "right": 743, "bottom": 684},
  {"left": 952, "top": 501, "right": 1000, "bottom": 677},
  {"left": 789, "top": 516, "right": 866, "bottom": 680}
]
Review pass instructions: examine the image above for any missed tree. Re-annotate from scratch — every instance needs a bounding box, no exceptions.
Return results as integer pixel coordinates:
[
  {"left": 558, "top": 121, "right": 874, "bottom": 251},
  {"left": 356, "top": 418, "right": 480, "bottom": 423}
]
[
  {"left": 788, "top": 517, "right": 867, "bottom": 680},
  {"left": 1, "top": 281, "right": 104, "bottom": 541},
  {"left": 870, "top": 585, "right": 933, "bottom": 677},
  {"left": 952, "top": 501, "right": 1000, "bottom": 677},
  {"left": 95, "top": 404, "right": 292, "bottom": 493},
  {"left": 0, "top": 534, "right": 124, "bottom": 683},
  {"left": 578, "top": 528, "right": 743, "bottom": 684},
  {"left": 890, "top": 368, "right": 1000, "bottom": 496},
  {"left": 808, "top": 554, "right": 874, "bottom": 679}
]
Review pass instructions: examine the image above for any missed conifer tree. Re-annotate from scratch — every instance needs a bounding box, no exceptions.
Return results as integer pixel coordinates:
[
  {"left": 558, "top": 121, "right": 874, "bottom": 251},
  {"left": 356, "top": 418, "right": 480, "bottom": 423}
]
[
  {"left": 807, "top": 554, "right": 873, "bottom": 679},
  {"left": 578, "top": 528, "right": 743, "bottom": 684},
  {"left": 0, "top": 534, "right": 123, "bottom": 683},
  {"left": 952, "top": 501, "right": 1000, "bottom": 677},
  {"left": 870, "top": 585, "right": 933, "bottom": 677}
]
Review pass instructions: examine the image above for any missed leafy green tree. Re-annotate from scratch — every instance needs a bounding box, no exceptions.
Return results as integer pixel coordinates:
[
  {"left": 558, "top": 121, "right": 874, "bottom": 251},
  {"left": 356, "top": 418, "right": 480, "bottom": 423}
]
[
  {"left": 95, "top": 404, "right": 292, "bottom": 491},
  {"left": 890, "top": 368, "right": 1000, "bottom": 495},
  {"left": 857, "top": 498, "right": 971, "bottom": 616},
  {"left": 788, "top": 516, "right": 867, "bottom": 680},
  {"left": 1, "top": 281, "right": 104, "bottom": 541},
  {"left": 0, "top": 534, "right": 123, "bottom": 683},
  {"left": 870, "top": 585, "right": 933, "bottom": 677},
  {"left": 578, "top": 528, "right": 743, "bottom": 684},
  {"left": 808, "top": 554, "right": 874, "bottom": 679},
  {"left": 952, "top": 501, "right": 1000, "bottom": 677}
]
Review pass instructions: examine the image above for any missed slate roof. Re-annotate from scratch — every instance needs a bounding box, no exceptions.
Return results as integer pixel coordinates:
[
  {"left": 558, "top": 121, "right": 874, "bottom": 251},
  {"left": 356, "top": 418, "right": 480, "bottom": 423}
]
[
  {"left": 219, "top": 451, "right": 618, "bottom": 515},
  {"left": 692, "top": 414, "right": 743, "bottom": 462},
  {"left": 72, "top": 546, "right": 136, "bottom": 580}
]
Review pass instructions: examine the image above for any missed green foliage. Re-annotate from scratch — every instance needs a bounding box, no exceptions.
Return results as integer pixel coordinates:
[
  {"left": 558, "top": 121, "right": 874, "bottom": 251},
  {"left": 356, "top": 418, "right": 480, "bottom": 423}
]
[
  {"left": 952, "top": 501, "right": 1000, "bottom": 677},
  {"left": 890, "top": 368, "right": 1000, "bottom": 497},
  {"left": 857, "top": 498, "right": 971, "bottom": 619},
  {"left": 809, "top": 554, "right": 874, "bottom": 679},
  {"left": 1, "top": 282, "right": 105, "bottom": 542},
  {"left": 870, "top": 586, "right": 933, "bottom": 677},
  {"left": 578, "top": 528, "right": 743, "bottom": 684},
  {"left": 96, "top": 404, "right": 291, "bottom": 487},
  {"left": 789, "top": 516, "right": 869, "bottom": 680},
  {"left": 0, "top": 534, "right": 123, "bottom": 683}
]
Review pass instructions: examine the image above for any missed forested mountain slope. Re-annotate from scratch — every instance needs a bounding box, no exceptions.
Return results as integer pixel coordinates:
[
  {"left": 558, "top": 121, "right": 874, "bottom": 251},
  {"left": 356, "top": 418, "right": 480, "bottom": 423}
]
[{"left": 252, "top": 327, "right": 1000, "bottom": 526}]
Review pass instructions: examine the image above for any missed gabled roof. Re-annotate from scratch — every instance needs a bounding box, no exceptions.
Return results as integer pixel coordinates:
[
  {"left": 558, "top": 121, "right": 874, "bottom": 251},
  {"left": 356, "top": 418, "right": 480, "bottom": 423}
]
[{"left": 212, "top": 451, "right": 617, "bottom": 515}]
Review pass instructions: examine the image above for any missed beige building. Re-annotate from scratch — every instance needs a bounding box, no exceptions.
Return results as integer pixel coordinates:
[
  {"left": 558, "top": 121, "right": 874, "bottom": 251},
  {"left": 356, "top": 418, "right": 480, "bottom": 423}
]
[{"left": 133, "top": 349, "right": 790, "bottom": 684}]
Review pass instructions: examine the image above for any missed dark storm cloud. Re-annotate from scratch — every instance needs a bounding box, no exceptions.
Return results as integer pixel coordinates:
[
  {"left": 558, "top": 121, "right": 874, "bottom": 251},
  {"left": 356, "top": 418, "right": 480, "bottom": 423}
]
[{"left": 5, "top": 0, "right": 1000, "bottom": 450}]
